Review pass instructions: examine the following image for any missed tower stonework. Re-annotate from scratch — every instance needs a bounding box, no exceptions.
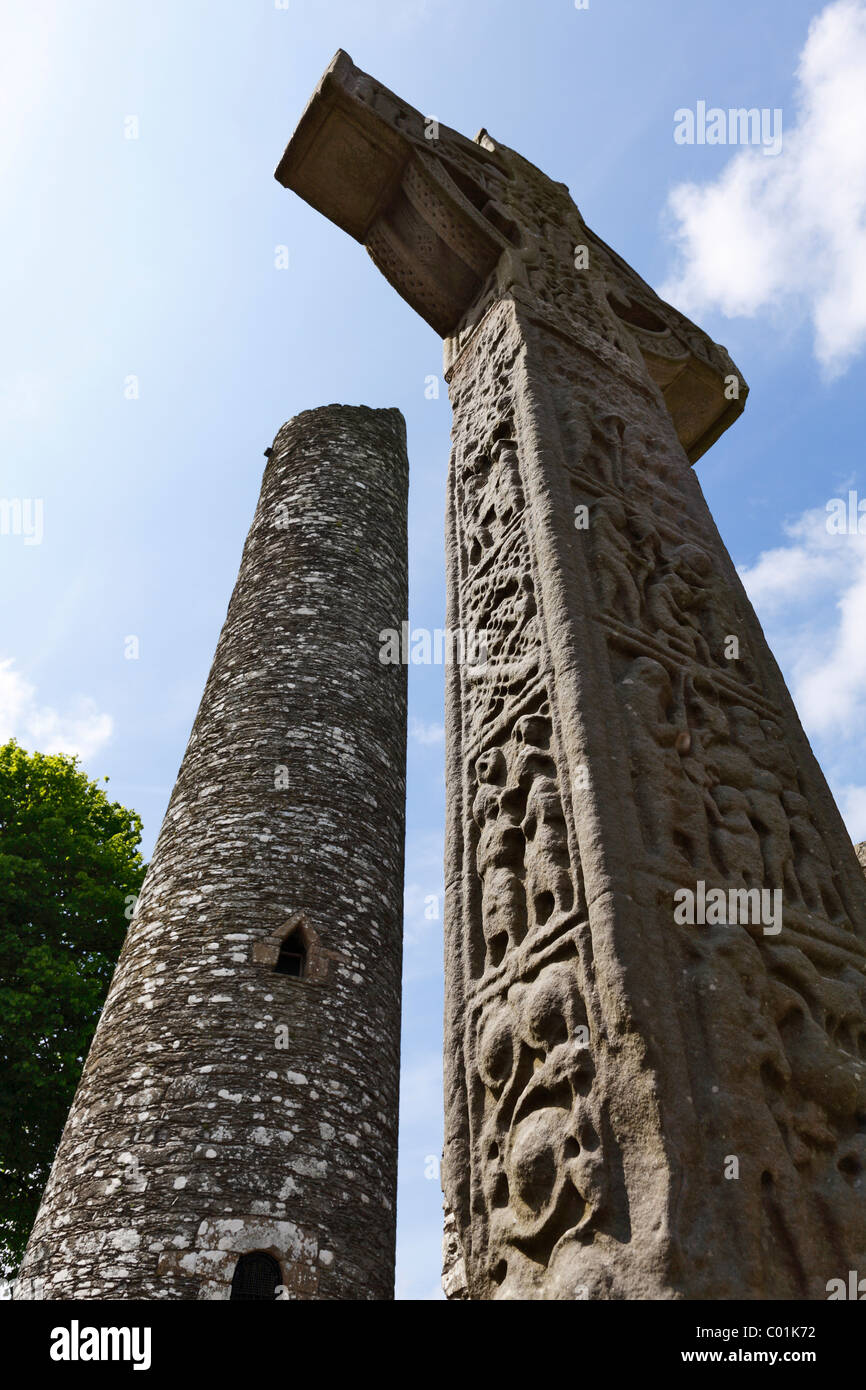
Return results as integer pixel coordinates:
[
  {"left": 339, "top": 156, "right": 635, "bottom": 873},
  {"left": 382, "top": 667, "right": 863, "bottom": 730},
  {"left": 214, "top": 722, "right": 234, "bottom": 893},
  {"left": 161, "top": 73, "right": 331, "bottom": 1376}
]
[
  {"left": 16, "top": 404, "right": 409, "bottom": 1300},
  {"left": 277, "top": 53, "right": 866, "bottom": 1300}
]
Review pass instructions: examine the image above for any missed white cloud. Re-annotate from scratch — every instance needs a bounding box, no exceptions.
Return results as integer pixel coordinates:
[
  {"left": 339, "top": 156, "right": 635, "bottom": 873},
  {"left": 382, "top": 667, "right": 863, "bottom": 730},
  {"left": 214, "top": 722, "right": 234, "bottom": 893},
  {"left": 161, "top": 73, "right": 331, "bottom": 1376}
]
[
  {"left": 738, "top": 502, "right": 866, "bottom": 738},
  {"left": 835, "top": 784, "right": 866, "bottom": 842},
  {"left": 409, "top": 717, "right": 445, "bottom": 745},
  {"left": 0, "top": 371, "right": 44, "bottom": 425},
  {"left": 0, "top": 658, "right": 113, "bottom": 761},
  {"left": 661, "top": 0, "right": 866, "bottom": 375},
  {"left": 736, "top": 505, "right": 852, "bottom": 613},
  {"left": 0, "top": 2, "right": 64, "bottom": 183}
]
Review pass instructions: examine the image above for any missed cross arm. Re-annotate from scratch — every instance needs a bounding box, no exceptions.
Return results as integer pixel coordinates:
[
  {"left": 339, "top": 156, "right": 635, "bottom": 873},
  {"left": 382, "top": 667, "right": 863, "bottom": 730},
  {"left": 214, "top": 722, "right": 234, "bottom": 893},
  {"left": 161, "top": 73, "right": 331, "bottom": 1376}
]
[{"left": 275, "top": 50, "right": 747, "bottom": 463}]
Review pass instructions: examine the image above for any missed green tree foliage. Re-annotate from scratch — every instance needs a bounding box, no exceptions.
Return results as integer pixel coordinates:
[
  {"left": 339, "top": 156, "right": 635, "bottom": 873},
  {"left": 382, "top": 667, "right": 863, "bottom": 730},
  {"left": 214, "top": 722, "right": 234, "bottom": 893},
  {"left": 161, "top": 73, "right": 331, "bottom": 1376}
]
[{"left": 0, "top": 740, "right": 146, "bottom": 1275}]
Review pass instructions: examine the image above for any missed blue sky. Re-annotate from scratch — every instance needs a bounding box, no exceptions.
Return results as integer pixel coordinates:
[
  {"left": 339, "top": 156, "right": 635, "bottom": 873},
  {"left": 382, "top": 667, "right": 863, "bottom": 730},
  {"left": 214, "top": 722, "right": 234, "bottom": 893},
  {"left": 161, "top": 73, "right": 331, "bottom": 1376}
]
[{"left": 3, "top": 0, "right": 866, "bottom": 1300}]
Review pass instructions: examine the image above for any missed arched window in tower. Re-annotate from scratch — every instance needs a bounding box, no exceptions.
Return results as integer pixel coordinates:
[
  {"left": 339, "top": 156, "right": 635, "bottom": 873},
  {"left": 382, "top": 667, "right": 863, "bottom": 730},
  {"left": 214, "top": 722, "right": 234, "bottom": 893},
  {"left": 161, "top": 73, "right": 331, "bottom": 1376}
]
[
  {"left": 275, "top": 928, "right": 306, "bottom": 978},
  {"left": 229, "top": 1251, "right": 282, "bottom": 1301}
]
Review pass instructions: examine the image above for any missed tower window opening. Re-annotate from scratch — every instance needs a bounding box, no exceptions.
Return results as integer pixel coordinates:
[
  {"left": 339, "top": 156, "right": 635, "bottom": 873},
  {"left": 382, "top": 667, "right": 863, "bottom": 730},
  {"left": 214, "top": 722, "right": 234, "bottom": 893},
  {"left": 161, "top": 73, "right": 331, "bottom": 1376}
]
[
  {"left": 275, "top": 929, "right": 306, "bottom": 978},
  {"left": 230, "top": 1251, "right": 282, "bottom": 1301}
]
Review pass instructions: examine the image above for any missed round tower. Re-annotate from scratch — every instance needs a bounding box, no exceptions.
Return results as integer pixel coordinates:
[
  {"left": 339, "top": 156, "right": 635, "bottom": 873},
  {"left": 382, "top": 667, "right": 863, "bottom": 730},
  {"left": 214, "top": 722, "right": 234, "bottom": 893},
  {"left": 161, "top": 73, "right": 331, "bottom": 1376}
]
[{"left": 16, "top": 404, "right": 409, "bottom": 1300}]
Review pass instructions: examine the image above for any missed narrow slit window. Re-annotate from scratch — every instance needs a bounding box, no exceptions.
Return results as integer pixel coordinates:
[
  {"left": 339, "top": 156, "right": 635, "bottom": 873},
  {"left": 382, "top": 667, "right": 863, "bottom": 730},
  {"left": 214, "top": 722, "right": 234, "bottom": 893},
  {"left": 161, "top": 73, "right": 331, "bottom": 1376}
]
[
  {"left": 230, "top": 1251, "right": 281, "bottom": 1301},
  {"left": 275, "top": 928, "right": 306, "bottom": 978}
]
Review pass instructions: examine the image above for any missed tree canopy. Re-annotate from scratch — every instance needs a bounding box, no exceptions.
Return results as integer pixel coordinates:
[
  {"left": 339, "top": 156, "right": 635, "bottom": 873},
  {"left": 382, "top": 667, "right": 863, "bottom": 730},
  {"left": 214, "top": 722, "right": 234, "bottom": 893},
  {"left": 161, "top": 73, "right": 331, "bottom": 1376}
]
[{"left": 0, "top": 740, "right": 146, "bottom": 1275}]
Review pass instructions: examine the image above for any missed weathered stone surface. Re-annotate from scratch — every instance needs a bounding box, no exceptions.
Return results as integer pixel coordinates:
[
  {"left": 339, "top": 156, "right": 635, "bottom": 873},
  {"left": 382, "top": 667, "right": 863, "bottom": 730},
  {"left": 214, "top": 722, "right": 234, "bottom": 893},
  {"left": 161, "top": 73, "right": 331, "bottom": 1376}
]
[
  {"left": 441, "top": 1205, "right": 468, "bottom": 1301},
  {"left": 278, "top": 54, "right": 866, "bottom": 1301},
  {"left": 16, "top": 404, "right": 409, "bottom": 1300},
  {"left": 856, "top": 842, "right": 866, "bottom": 875}
]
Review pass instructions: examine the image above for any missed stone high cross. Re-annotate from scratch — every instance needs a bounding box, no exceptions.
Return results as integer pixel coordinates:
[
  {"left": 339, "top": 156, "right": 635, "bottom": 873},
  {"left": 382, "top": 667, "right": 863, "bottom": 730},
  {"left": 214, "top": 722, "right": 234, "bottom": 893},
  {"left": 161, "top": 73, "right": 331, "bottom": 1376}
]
[{"left": 277, "top": 52, "right": 866, "bottom": 1300}]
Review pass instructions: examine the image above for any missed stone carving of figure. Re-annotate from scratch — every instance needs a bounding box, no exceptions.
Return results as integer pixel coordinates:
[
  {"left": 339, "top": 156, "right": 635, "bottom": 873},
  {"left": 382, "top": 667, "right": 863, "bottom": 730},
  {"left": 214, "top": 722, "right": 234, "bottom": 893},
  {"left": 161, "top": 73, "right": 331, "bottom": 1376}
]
[
  {"left": 726, "top": 707, "right": 797, "bottom": 898},
  {"left": 489, "top": 436, "right": 524, "bottom": 527},
  {"left": 683, "top": 674, "right": 729, "bottom": 761},
  {"left": 463, "top": 436, "right": 525, "bottom": 571},
  {"left": 589, "top": 413, "right": 628, "bottom": 490},
  {"left": 674, "top": 545, "right": 760, "bottom": 684},
  {"left": 618, "top": 656, "right": 711, "bottom": 866},
  {"left": 766, "top": 945, "right": 866, "bottom": 1154},
  {"left": 478, "top": 960, "right": 606, "bottom": 1280},
  {"left": 462, "top": 453, "right": 495, "bottom": 570},
  {"left": 497, "top": 571, "right": 538, "bottom": 663},
  {"left": 755, "top": 717, "right": 800, "bottom": 785},
  {"left": 589, "top": 497, "right": 643, "bottom": 625},
  {"left": 497, "top": 712, "right": 579, "bottom": 931},
  {"left": 626, "top": 508, "right": 661, "bottom": 612},
  {"left": 625, "top": 426, "right": 684, "bottom": 517},
  {"left": 710, "top": 785, "right": 766, "bottom": 890},
  {"left": 781, "top": 789, "right": 846, "bottom": 921},
  {"left": 645, "top": 559, "right": 712, "bottom": 665},
  {"left": 473, "top": 747, "right": 528, "bottom": 965},
  {"left": 522, "top": 775, "right": 574, "bottom": 928}
]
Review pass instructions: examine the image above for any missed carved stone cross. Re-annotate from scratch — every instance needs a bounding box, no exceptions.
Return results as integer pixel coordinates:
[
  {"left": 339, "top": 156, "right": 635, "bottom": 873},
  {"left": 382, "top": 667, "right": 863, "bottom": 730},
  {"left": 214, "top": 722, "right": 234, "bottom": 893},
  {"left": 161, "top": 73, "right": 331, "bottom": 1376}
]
[{"left": 277, "top": 51, "right": 866, "bottom": 1300}]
